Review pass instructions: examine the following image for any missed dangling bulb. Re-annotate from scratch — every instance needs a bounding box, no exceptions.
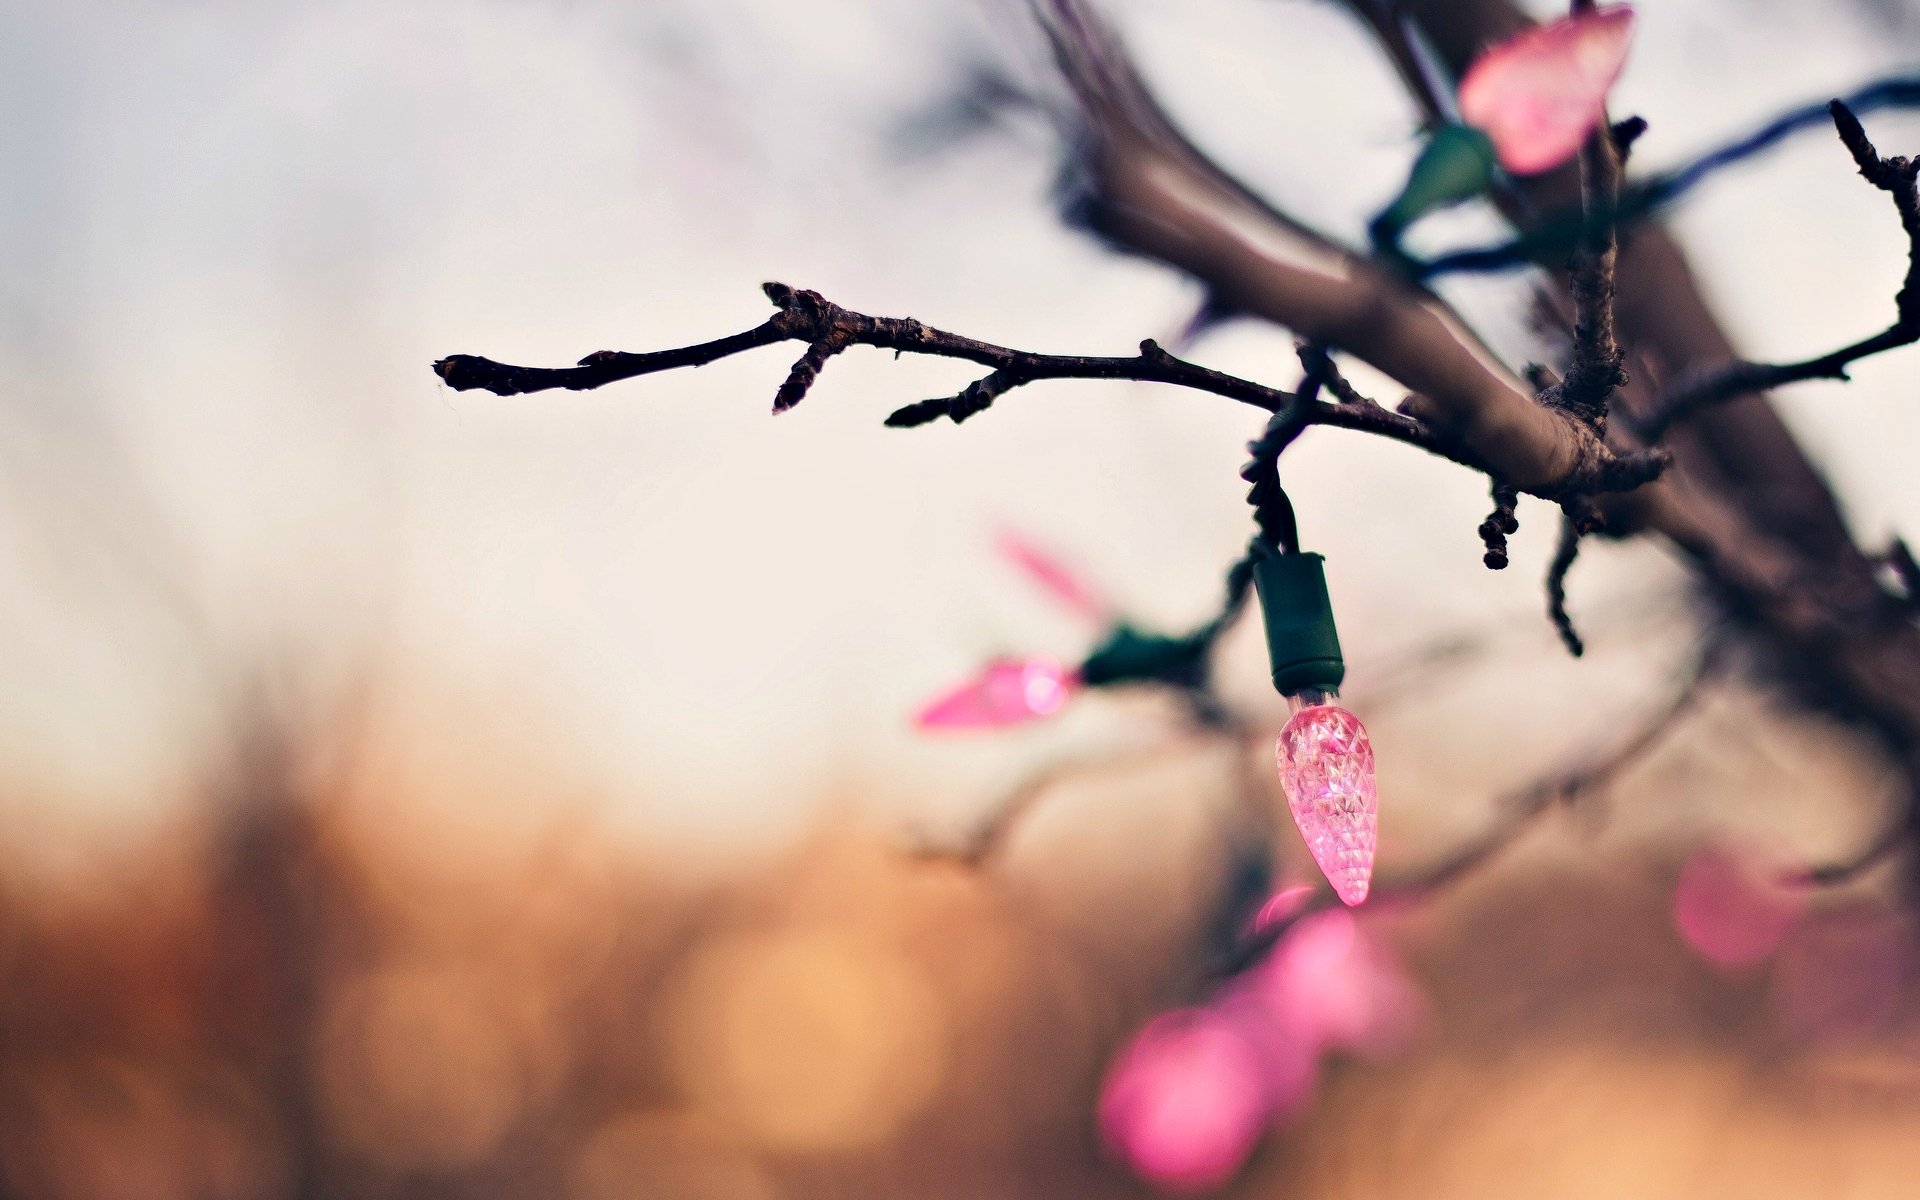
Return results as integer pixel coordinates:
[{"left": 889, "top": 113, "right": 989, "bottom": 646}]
[
  {"left": 1275, "top": 689, "right": 1378, "bottom": 907},
  {"left": 1252, "top": 542, "right": 1379, "bottom": 907}
]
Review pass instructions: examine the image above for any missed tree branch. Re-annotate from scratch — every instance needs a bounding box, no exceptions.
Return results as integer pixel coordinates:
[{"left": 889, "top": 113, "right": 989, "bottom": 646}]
[
  {"left": 1556, "top": 80, "right": 1628, "bottom": 424},
  {"left": 1644, "top": 101, "right": 1920, "bottom": 438},
  {"left": 1036, "top": 0, "right": 1665, "bottom": 499},
  {"left": 435, "top": 281, "right": 1574, "bottom": 478}
]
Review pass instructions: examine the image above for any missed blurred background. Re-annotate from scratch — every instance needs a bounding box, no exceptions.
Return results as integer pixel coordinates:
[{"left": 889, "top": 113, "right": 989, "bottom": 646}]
[{"left": 3, "top": 0, "right": 1920, "bottom": 1196}]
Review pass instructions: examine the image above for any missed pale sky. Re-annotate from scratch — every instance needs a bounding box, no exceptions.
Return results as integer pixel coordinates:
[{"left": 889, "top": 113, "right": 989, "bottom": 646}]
[{"left": 0, "top": 0, "right": 1913, "bottom": 862}]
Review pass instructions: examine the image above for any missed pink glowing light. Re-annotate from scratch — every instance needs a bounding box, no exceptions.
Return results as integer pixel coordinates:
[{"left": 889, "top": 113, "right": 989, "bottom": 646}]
[
  {"left": 914, "top": 656, "right": 1078, "bottom": 730},
  {"left": 994, "top": 528, "right": 1113, "bottom": 624},
  {"left": 1671, "top": 841, "right": 1811, "bottom": 971},
  {"left": 1256, "top": 909, "right": 1425, "bottom": 1059},
  {"left": 1097, "top": 1008, "right": 1275, "bottom": 1193},
  {"left": 1247, "top": 884, "right": 1317, "bottom": 938},
  {"left": 1276, "top": 703, "right": 1378, "bottom": 906},
  {"left": 1457, "top": 6, "right": 1636, "bottom": 175}
]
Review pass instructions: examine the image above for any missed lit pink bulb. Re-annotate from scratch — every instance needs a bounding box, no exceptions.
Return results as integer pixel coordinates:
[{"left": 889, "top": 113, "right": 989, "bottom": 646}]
[
  {"left": 914, "top": 656, "right": 1078, "bottom": 730},
  {"left": 1276, "top": 702, "right": 1377, "bottom": 906},
  {"left": 1458, "top": 6, "right": 1636, "bottom": 175},
  {"left": 1671, "top": 841, "right": 1810, "bottom": 971},
  {"left": 1097, "top": 1008, "right": 1272, "bottom": 1193}
]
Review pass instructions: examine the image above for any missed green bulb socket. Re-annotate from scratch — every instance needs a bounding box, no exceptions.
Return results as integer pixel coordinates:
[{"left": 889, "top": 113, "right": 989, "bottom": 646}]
[{"left": 1252, "top": 543, "right": 1345, "bottom": 696}]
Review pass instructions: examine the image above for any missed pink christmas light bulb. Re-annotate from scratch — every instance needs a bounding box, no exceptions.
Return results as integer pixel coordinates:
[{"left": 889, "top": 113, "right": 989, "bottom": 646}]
[
  {"left": 1255, "top": 909, "right": 1425, "bottom": 1059},
  {"left": 914, "top": 656, "right": 1078, "bottom": 730},
  {"left": 1671, "top": 840, "right": 1811, "bottom": 971},
  {"left": 1276, "top": 696, "right": 1378, "bottom": 906},
  {"left": 1458, "top": 5, "right": 1636, "bottom": 175},
  {"left": 1097, "top": 1008, "right": 1275, "bottom": 1193},
  {"left": 993, "top": 527, "right": 1114, "bottom": 625}
]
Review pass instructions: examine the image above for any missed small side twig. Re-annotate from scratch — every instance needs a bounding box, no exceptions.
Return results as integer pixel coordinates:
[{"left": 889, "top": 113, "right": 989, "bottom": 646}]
[
  {"left": 1799, "top": 817, "right": 1908, "bottom": 886},
  {"left": 1393, "top": 633, "right": 1727, "bottom": 895},
  {"left": 1546, "top": 511, "right": 1588, "bottom": 657},
  {"left": 1478, "top": 482, "right": 1521, "bottom": 570}
]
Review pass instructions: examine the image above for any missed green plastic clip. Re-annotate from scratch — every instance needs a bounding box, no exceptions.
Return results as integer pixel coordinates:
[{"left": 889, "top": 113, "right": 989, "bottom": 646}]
[{"left": 1251, "top": 541, "right": 1345, "bottom": 695}]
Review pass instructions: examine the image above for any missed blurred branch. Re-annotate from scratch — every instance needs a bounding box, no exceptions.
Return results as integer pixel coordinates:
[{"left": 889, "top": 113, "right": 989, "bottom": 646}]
[
  {"left": 1403, "top": 634, "right": 1729, "bottom": 896},
  {"left": 1801, "top": 814, "right": 1910, "bottom": 886},
  {"left": 1218, "top": 633, "right": 1727, "bottom": 975}
]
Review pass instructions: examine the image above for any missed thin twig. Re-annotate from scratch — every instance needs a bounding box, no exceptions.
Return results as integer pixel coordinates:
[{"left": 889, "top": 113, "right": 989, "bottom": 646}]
[
  {"left": 436, "top": 282, "right": 1502, "bottom": 471},
  {"left": 1402, "top": 634, "right": 1728, "bottom": 895},
  {"left": 1634, "top": 102, "right": 1919, "bottom": 438},
  {"left": 1799, "top": 817, "right": 1908, "bottom": 886},
  {"left": 1546, "top": 511, "right": 1587, "bottom": 657},
  {"left": 1478, "top": 481, "right": 1521, "bottom": 570}
]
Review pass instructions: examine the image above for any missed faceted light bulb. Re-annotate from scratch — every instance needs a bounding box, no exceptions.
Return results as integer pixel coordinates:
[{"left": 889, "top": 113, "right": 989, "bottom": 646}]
[{"left": 1275, "top": 694, "right": 1378, "bottom": 906}]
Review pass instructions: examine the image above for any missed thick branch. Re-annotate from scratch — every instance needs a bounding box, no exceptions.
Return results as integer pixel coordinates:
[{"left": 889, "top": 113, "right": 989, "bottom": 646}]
[
  {"left": 1386, "top": 0, "right": 1868, "bottom": 571},
  {"left": 1037, "top": 0, "right": 1663, "bottom": 498}
]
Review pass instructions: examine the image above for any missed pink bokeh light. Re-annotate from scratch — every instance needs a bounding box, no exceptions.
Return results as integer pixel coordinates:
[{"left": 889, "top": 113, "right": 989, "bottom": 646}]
[
  {"left": 1098, "top": 1008, "right": 1275, "bottom": 1194},
  {"left": 1671, "top": 840, "right": 1810, "bottom": 971},
  {"left": 993, "top": 527, "right": 1113, "bottom": 625},
  {"left": 1247, "top": 884, "right": 1317, "bottom": 938},
  {"left": 1255, "top": 909, "right": 1426, "bottom": 1060},
  {"left": 1457, "top": 6, "right": 1636, "bottom": 175},
  {"left": 913, "top": 656, "right": 1078, "bottom": 730},
  {"left": 1099, "top": 903, "right": 1427, "bottom": 1193}
]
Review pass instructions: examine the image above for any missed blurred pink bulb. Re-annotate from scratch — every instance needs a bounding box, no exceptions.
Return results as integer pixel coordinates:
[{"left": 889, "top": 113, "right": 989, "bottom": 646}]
[
  {"left": 1257, "top": 909, "right": 1425, "bottom": 1059},
  {"left": 1457, "top": 6, "right": 1636, "bottom": 175},
  {"left": 1247, "top": 884, "right": 1317, "bottom": 938},
  {"left": 1276, "top": 701, "right": 1378, "bottom": 906},
  {"left": 1671, "top": 841, "right": 1810, "bottom": 971},
  {"left": 1098, "top": 1008, "right": 1271, "bottom": 1193},
  {"left": 993, "top": 527, "right": 1113, "bottom": 624},
  {"left": 914, "top": 656, "right": 1078, "bottom": 730}
]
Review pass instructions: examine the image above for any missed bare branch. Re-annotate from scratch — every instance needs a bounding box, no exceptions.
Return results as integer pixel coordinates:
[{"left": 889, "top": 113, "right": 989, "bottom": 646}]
[
  {"left": 1645, "top": 101, "right": 1920, "bottom": 438},
  {"left": 1800, "top": 817, "right": 1908, "bottom": 886},
  {"left": 1037, "top": 0, "right": 1663, "bottom": 498},
  {"left": 1382, "top": 633, "right": 1726, "bottom": 895},
  {"left": 435, "top": 282, "right": 1550, "bottom": 476},
  {"left": 1556, "top": 86, "right": 1628, "bottom": 423}
]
